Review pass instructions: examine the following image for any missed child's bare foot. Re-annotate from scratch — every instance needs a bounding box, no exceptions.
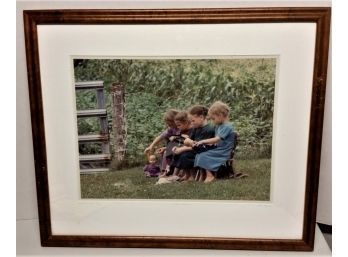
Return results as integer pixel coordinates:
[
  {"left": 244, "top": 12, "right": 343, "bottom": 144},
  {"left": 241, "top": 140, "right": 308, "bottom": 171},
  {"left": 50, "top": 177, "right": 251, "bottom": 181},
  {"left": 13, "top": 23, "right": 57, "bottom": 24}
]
[
  {"left": 179, "top": 175, "right": 189, "bottom": 182},
  {"left": 204, "top": 176, "right": 215, "bottom": 183},
  {"left": 178, "top": 170, "right": 187, "bottom": 180},
  {"left": 167, "top": 175, "right": 180, "bottom": 181},
  {"left": 204, "top": 171, "right": 215, "bottom": 183},
  {"left": 159, "top": 171, "right": 167, "bottom": 178},
  {"left": 187, "top": 176, "right": 195, "bottom": 181}
]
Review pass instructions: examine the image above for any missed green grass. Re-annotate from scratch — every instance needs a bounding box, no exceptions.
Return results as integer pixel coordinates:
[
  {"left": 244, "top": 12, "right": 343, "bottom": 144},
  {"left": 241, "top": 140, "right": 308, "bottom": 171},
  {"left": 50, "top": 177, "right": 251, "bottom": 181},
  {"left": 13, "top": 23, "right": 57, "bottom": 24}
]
[{"left": 80, "top": 158, "right": 271, "bottom": 201}]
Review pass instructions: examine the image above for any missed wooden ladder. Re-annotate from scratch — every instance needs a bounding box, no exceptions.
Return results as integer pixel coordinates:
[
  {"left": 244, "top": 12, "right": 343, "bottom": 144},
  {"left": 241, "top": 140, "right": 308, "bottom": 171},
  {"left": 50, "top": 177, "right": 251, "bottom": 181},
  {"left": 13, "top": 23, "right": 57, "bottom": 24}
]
[{"left": 75, "top": 81, "right": 111, "bottom": 174}]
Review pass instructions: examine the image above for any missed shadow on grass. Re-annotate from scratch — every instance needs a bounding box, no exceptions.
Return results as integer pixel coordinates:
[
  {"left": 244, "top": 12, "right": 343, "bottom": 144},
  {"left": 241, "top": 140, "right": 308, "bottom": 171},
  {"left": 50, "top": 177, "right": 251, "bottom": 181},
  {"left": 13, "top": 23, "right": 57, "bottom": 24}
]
[{"left": 80, "top": 159, "right": 271, "bottom": 201}]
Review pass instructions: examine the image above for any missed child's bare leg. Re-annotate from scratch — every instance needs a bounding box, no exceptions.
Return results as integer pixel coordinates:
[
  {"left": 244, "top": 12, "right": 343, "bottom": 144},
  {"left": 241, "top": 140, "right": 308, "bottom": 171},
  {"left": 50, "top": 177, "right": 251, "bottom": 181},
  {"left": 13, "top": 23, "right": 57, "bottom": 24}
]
[
  {"left": 159, "top": 170, "right": 166, "bottom": 177},
  {"left": 178, "top": 169, "right": 184, "bottom": 177},
  {"left": 198, "top": 170, "right": 206, "bottom": 182},
  {"left": 204, "top": 170, "right": 215, "bottom": 183},
  {"left": 187, "top": 169, "right": 195, "bottom": 181},
  {"left": 172, "top": 167, "right": 180, "bottom": 176},
  {"left": 179, "top": 170, "right": 190, "bottom": 181}
]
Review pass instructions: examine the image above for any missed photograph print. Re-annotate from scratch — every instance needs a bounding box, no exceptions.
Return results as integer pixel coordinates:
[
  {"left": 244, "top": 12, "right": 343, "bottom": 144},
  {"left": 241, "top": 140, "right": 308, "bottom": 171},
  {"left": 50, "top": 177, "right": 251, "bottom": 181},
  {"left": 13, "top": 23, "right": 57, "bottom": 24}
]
[{"left": 74, "top": 57, "right": 277, "bottom": 201}]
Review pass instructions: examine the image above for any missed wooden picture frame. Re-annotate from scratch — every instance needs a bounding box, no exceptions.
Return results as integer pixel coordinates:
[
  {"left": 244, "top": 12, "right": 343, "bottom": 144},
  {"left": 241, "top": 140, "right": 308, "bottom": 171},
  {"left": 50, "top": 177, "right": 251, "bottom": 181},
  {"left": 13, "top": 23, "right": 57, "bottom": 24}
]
[{"left": 23, "top": 8, "right": 330, "bottom": 251}]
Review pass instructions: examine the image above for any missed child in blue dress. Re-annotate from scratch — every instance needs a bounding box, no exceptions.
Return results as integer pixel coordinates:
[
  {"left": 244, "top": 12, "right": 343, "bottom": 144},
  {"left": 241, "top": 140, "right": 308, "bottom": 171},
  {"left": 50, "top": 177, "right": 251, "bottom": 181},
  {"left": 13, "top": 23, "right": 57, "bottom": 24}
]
[{"left": 194, "top": 101, "right": 235, "bottom": 183}]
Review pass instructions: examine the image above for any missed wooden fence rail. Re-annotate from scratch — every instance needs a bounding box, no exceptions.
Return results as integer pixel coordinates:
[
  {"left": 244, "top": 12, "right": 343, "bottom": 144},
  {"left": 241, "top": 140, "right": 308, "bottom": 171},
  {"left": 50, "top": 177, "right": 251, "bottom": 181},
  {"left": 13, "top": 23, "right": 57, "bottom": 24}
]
[{"left": 75, "top": 81, "right": 111, "bottom": 174}]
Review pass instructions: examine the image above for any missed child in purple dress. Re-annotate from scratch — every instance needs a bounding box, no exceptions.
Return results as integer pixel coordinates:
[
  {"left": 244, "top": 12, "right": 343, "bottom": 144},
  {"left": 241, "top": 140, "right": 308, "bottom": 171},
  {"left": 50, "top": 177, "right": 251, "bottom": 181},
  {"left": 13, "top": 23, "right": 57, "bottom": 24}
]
[
  {"left": 144, "top": 109, "right": 180, "bottom": 176},
  {"left": 143, "top": 155, "right": 160, "bottom": 177},
  {"left": 169, "top": 111, "right": 192, "bottom": 179}
]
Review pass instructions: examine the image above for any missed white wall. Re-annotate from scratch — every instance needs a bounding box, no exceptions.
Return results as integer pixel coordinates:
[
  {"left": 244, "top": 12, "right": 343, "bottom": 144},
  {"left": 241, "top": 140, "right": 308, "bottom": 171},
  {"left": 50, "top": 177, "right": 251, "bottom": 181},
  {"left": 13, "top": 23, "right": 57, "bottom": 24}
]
[{"left": 16, "top": 0, "right": 332, "bottom": 255}]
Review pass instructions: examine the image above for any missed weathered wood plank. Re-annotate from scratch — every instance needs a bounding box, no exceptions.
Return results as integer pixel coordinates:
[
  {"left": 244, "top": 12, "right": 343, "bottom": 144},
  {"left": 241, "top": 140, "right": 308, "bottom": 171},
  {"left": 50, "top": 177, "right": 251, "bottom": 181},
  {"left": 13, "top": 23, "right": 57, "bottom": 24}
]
[
  {"left": 97, "top": 90, "right": 109, "bottom": 134},
  {"left": 78, "top": 134, "right": 108, "bottom": 142},
  {"left": 95, "top": 90, "right": 109, "bottom": 154},
  {"left": 111, "top": 83, "right": 126, "bottom": 162},
  {"left": 79, "top": 154, "right": 111, "bottom": 162},
  {"left": 96, "top": 89, "right": 105, "bottom": 109},
  {"left": 77, "top": 109, "right": 107, "bottom": 118},
  {"left": 75, "top": 81, "right": 104, "bottom": 90}
]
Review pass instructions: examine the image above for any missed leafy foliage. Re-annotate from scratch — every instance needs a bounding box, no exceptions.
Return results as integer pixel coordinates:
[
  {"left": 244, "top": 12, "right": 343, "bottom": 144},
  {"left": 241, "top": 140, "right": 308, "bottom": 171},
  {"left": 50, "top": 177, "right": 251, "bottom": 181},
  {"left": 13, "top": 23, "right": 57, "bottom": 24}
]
[{"left": 74, "top": 58, "right": 276, "bottom": 165}]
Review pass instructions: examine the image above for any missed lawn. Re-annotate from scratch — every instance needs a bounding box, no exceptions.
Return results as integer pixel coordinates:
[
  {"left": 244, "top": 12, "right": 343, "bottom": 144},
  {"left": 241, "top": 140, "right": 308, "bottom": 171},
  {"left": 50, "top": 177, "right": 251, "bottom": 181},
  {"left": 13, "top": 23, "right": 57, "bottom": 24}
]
[{"left": 80, "top": 158, "right": 271, "bottom": 201}]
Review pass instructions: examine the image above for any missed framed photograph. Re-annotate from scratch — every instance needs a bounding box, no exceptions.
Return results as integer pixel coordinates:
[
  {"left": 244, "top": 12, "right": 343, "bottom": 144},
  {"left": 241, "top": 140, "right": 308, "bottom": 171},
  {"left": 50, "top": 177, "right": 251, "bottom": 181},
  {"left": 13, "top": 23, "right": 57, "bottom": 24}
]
[{"left": 23, "top": 8, "right": 330, "bottom": 250}]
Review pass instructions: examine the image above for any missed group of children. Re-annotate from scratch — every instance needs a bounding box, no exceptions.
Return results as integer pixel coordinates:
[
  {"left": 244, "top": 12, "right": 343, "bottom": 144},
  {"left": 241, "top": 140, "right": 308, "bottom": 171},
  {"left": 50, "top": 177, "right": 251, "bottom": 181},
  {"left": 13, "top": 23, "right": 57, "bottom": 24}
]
[{"left": 143, "top": 101, "right": 235, "bottom": 183}]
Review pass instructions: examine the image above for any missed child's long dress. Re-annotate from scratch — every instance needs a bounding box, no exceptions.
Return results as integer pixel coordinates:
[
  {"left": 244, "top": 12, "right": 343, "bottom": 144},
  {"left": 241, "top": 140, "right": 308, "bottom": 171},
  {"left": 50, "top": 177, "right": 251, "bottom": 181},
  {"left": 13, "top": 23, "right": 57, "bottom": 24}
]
[
  {"left": 194, "top": 122, "right": 235, "bottom": 172},
  {"left": 174, "top": 124, "right": 215, "bottom": 169},
  {"left": 159, "top": 127, "right": 181, "bottom": 171}
]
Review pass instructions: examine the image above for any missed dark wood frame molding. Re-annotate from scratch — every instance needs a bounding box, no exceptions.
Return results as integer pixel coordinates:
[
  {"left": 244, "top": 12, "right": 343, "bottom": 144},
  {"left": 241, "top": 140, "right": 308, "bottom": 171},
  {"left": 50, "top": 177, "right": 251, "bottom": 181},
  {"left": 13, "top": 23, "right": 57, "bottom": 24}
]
[{"left": 23, "top": 8, "right": 331, "bottom": 251}]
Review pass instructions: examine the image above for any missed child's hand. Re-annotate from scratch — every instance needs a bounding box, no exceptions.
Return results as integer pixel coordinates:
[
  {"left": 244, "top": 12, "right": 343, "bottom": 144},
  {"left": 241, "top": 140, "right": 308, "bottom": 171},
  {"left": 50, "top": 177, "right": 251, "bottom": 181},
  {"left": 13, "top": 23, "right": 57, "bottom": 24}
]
[
  {"left": 144, "top": 146, "right": 152, "bottom": 154},
  {"left": 169, "top": 136, "right": 176, "bottom": 142},
  {"left": 193, "top": 141, "right": 203, "bottom": 147},
  {"left": 181, "top": 134, "right": 189, "bottom": 139},
  {"left": 184, "top": 138, "right": 194, "bottom": 147},
  {"left": 155, "top": 147, "right": 165, "bottom": 154},
  {"left": 172, "top": 146, "right": 177, "bottom": 154},
  {"left": 173, "top": 146, "right": 184, "bottom": 155}
]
